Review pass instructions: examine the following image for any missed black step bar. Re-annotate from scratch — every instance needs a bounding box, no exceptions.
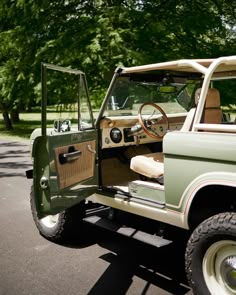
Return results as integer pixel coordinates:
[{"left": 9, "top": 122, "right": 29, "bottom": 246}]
[{"left": 83, "top": 214, "right": 172, "bottom": 248}]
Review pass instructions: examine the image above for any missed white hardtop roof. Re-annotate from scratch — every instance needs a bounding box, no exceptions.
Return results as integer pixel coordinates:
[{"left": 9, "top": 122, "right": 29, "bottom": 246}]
[{"left": 118, "top": 56, "right": 236, "bottom": 75}]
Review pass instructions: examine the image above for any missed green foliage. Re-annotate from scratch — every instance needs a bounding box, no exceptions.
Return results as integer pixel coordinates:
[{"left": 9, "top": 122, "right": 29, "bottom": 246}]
[{"left": 0, "top": 0, "right": 236, "bottom": 129}]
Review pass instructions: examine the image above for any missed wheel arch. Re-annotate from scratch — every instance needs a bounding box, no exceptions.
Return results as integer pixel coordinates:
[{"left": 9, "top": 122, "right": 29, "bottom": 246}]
[
  {"left": 187, "top": 184, "right": 236, "bottom": 230},
  {"left": 182, "top": 172, "right": 236, "bottom": 230}
]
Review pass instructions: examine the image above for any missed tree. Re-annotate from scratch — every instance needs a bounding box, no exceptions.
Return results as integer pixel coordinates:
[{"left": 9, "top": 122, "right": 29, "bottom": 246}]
[{"left": 1, "top": 0, "right": 236, "bottom": 130}]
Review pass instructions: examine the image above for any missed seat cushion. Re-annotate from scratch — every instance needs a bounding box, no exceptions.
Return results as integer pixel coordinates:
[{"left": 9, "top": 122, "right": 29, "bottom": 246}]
[{"left": 130, "top": 152, "right": 164, "bottom": 179}]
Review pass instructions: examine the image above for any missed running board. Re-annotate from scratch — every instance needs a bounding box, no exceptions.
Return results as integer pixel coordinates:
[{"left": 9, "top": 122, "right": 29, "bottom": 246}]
[{"left": 83, "top": 215, "right": 172, "bottom": 248}]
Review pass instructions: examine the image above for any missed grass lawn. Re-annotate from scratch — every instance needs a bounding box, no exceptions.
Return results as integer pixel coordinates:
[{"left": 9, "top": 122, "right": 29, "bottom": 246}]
[
  {"left": 0, "top": 119, "right": 41, "bottom": 141},
  {"left": 0, "top": 110, "right": 86, "bottom": 140},
  {"left": 0, "top": 113, "right": 55, "bottom": 141}
]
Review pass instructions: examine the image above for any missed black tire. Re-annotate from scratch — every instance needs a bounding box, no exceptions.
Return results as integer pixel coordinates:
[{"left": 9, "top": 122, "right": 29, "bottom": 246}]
[
  {"left": 185, "top": 212, "right": 236, "bottom": 295},
  {"left": 30, "top": 185, "right": 85, "bottom": 243}
]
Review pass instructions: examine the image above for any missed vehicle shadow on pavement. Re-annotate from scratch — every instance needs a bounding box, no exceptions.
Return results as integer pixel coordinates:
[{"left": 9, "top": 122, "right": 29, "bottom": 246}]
[
  {"left": 93, "top": 235, "right": 190, "bottom": 294},
  {"left": 68, "top": 224, "right": 192, "bottom": 295}
]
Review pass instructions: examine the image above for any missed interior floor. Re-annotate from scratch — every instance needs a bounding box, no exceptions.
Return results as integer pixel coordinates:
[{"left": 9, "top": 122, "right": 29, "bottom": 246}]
[{"left": 101, "top": 142, "right": 162, "bottom": 187}]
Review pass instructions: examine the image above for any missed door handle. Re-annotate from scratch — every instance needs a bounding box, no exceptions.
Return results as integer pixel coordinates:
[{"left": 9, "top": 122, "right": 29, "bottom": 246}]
[{"left": 59, "top": 147, "right": 82, "bottom": 164}]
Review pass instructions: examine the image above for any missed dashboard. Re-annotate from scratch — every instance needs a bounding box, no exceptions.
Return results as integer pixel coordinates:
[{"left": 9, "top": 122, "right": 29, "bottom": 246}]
[{"left": 100, "top": 114, "right": 186, "bottom": 149}]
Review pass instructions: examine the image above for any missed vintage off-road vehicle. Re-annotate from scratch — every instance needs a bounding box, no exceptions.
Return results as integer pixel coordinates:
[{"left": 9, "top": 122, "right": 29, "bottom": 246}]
[{"left": 27, "top": 56, "right": 236, "bottom": 295}]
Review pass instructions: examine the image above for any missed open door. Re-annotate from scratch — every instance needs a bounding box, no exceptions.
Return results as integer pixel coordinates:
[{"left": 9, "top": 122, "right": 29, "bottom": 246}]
[{"left": 33, "top": 63, "right": 98, "bottom": 216}]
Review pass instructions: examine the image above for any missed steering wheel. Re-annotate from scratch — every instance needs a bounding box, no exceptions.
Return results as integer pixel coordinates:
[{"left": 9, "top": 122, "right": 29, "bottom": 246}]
[{"left": 138, "top": 102, "right": 169, "bottom": 139}]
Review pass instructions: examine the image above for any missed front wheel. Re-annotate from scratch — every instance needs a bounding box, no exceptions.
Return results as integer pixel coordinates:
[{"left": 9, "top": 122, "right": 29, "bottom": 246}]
[
  {"left": 185, "top": 212, "right": 236, "bottom": 295},
  {"left": 30, "top": 185, "right": 85, "bottom": 243}
]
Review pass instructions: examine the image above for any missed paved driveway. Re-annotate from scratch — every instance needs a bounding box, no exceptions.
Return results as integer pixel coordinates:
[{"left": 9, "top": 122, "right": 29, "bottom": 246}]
[{"left": 0, "top": 138, "right": 192, "bottom": 295}]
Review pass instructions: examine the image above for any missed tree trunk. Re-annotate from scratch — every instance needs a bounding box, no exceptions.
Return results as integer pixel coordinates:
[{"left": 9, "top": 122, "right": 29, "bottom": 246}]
[
  {"left": 0, "top": 101, "right": 13, "bottom": 130},
  {"left": 2, "top": 110, "right": 13, "bottom": 130},
  {"left": 10, "top": 109, "right": 20, "bottom": 123}
]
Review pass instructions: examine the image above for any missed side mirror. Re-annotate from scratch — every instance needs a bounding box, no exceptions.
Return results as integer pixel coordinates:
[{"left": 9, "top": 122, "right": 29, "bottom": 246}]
[
  {"left": 61, "top": 120, "right": 71, "bottom": 132},
  {"left": 54, "top": 120, "right": 62, "bottom": 132},
  {"left": 53, "top": 119, "right": 71, "bottom": 132}
]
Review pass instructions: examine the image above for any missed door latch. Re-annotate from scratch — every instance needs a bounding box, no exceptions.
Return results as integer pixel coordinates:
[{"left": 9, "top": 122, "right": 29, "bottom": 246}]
[
  {"left": 40, "top": 176, "right": 48, "bottom": 189},
  {"left": 87, "top": 144, "right": 96, "bottom": 154}
]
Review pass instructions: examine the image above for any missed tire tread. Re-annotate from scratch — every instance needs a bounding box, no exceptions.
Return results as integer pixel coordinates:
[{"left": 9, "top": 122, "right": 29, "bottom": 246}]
[{"left": 185, "top": 212, "right": 236, "bottom": 295}]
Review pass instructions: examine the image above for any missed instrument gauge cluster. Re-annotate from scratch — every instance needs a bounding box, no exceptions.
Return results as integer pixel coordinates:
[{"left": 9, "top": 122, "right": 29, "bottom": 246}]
[{"left": 110, "top": 128, "right": 122, "bottom": 143}]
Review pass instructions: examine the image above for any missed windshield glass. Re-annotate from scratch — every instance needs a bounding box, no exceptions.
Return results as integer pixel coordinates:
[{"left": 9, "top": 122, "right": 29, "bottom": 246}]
[{"left": 104, "top": 75, "right": 201, "bottom": 116}]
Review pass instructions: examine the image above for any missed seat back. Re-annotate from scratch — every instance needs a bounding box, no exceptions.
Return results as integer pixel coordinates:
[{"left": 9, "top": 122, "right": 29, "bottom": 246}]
[
  {"left": 196, "top": 88, "right": 222, "bottom": 124},
  {"left": 181, "top": 88, "right": 222, "bottom": 131},
  {"left": 203, "top": 88, "right": 222, "bottom": 124}
]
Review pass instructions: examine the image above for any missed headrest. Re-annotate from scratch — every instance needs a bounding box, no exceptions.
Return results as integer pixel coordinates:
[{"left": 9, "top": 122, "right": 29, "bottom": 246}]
[{"left": 195, "top": 88, "right": 220, "bottom": 108}]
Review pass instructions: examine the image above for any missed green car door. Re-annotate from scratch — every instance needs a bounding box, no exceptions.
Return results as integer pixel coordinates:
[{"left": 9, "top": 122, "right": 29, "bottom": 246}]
[{"left": 32, "top": 63, "right": 98, "bottom": 216}]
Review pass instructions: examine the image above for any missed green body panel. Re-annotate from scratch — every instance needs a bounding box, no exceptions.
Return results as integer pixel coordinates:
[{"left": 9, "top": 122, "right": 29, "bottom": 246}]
[
  {"left": 33, "top": 136, "right": 51, "bottom": 215},
  {"left": 33, "top": 129, "right": 98, "bottom": 215},
  {"left": 163, "top": 131, "right": 236, "bottom": 212}
]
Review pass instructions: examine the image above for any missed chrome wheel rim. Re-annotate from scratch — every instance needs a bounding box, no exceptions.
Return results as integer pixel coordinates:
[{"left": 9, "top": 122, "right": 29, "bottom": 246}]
[
  {"left": 40, "top": 214, "right": 59, "bottom": 228},
  {"left": 203, "top": 240, "right": 236, "bottom": 294}
]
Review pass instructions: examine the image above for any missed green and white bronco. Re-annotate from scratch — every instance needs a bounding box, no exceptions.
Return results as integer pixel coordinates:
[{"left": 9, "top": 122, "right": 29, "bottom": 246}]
[{"left": 27, "top": 57, "right": 236, "bottom": 295}]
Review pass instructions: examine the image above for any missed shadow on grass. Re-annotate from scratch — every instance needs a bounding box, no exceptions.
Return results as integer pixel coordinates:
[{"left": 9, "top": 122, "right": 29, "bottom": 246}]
[
  {"left": 0, "top": 119, "right": 50, "bottom": 139},
  {"left": 0, "top": 120, "right": 40, "bottom": 139}
]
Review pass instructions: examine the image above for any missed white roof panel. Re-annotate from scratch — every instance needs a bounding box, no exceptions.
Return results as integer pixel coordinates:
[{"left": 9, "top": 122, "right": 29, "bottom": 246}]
[{"left": 117, "top": 56, "right": 236, "bottom": 75}]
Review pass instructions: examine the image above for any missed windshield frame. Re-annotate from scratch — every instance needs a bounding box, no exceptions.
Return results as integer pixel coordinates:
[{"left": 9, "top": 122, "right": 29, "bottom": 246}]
[{"left": 96, "top": 71, "right": 202, "bottom": 124}]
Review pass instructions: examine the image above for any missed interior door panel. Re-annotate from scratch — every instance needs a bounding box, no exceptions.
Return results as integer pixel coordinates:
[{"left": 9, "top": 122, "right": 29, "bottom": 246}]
[{"left": 54, "top": 140, "right": 96, "bottom": 189}]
